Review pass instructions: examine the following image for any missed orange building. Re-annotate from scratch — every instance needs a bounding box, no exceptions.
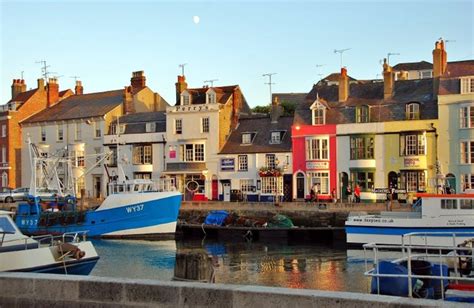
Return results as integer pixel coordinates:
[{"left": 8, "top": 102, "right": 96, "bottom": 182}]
[{"left": 0, "top": 78, "right": 72, "bottom": 188}]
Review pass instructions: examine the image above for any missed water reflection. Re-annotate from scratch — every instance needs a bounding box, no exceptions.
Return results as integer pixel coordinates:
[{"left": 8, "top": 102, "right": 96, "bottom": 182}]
[{"left": 90, "top": 239, "right": 371, "bottom": 293}]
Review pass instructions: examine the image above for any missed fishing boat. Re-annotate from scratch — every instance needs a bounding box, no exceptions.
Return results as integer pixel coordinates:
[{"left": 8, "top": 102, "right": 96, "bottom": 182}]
[
  {"left": 363, "top": 232, "right": 474, "bottom": 303},
  {"left": 1, "top": 210, "right": 99, "bottom": 274},
  {"left": 345, "top": 193, "right": 474, "bottom": 247},
  {"left": 15, "top": 139, "right": 182, "bottom": 238}
]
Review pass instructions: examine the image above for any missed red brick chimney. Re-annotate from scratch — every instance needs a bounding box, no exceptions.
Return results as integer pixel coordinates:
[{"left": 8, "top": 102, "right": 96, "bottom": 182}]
[
  {"left": 175, "top": 75, "right": 188, "bottom": 105},
  {"left": 75, "top": 80, "right": 83, "bottom": 95},
  {"left": 46, "top": 78, "right": 59, "bottom": 107},
  {"left": 433, "top": 39, "right": 447, "bottom": 77},
  {"left": 130, "top": 71, "right": 146, "bottom": 90},
  {"left": 11, "top": 79, "right": 27, "bottom": 99},
  {"left": 338, "top": 67, "right": 349, "bottom": 102},
  {"left": 123, "top": 86, "right": 134, "bottom": 114},
  {"left": 383, "top": 58, "right": 394, "bottom": 100}
]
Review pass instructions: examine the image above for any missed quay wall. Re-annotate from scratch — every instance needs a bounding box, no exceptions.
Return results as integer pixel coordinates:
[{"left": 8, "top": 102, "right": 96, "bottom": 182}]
[{"left": 0, "top": 272, "right": 451, "bottom": 308}]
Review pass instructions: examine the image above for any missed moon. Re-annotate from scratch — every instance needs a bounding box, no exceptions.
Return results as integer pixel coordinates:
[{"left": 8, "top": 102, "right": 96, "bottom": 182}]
[{"left": 193, "top": 16, "right": 200, "bottom": 24}]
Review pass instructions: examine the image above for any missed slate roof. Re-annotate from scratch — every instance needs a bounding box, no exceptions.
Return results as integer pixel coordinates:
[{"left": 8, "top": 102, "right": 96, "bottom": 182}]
[
  {"left": 112, "top": 111, "right": 166, "bottom": 134},
  {"left": 439, "top": 60, "right": 474, "bottom": 95},
  {"left": 393, "top": 61, "right": 433, "bottom": 71},
  {"left": 272, "top": 93, "right": 307, "bottom": 106},
  {"left": 183, "top": 85, "right": 251, "bottom": 113},
  {"left": 220, "top": 115, "right": 293, "bottom": 154},
  {"left": 320, "top": 73, "right": 357, "bottom": 82},
  {"left": 296, "top": 78, "right": 436, "bottom": 125},
  {"left": 22, "top": 90, "right": 124, "bottom": 124}
]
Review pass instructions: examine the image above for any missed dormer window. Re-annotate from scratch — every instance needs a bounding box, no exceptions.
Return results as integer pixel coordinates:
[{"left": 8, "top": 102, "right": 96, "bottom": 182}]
[
  {"left": 146, "top": 122, "right": 156, "bottom": 133},
  {"left": 181, "top": 92, "right": 191, "bottom": 105},
  {"left": 241, "top": 132, "right": 256, "bottom": 145},
  {"left": 270, "top": 131, "right": 285, "bottom": 144},
  {"left": 207, "top": 90, "right": 216, "bottom": 104},
  {"left": 310, "top": 96, "right": 326, "bottom": 125},
  {"left": 461, "top": 77, "right": 474, "bottom": 94},
  {"left": 406, "top": 103, "right": 420, "bottom": 120},
  {"left": 355, "top": 105, "right": 369, "bottom": 123}
]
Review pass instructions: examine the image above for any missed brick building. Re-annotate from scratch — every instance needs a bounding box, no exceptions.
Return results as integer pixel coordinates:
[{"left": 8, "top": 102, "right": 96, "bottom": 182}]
[{"left": 0, "top": 78, "right": 72, "bottom": 188}]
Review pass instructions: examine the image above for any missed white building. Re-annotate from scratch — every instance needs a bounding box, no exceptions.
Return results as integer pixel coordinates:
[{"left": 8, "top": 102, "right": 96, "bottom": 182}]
[
  {"left": 21, "top": 71, "right": 168, "bottom": 198},
  {"left": 163, "top": 75, "right": 250, "bottom": 201}
]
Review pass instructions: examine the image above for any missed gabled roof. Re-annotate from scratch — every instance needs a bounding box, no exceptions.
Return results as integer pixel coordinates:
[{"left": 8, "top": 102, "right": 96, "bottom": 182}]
[
  {"left": 220, "top": 115, "right": 293, "bottom": 154},
  {"left": 443, "top": 60, "right": 474, "bottom": 78},
  {"left": 297, "top": 78, "right": 436, "bottom": 125},
  {"left": 22, "top": 90, "right": 124, "bottom": 124},
  {"left": 393, "top": 61, "right": 433, "bottom": 71},
  {"left": 184, "top": 85, "right": 238, "bottom": 105},
  {"left": 320, "top": 73, "right": 357, "bottom": 82},
  {"left": 7, "top": 89, "right": 37, "bottom": 104}
]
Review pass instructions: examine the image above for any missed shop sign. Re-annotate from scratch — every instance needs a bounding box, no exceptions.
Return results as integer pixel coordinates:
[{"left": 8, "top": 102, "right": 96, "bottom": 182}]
[
  {"left": 373, "top": 188, "right": 407, "bottom": 194},
  {"left": 169, "top": 149, "right": 176, "bottom": 159},
  {"left": 306, "top": 161, "right": 329, "bottom": 170},
  {"left": 404, "top": 157, "right": 420, "bottom": 167},
  {"left": 220, "top": 158, "right": 235, "bottom": 171}
]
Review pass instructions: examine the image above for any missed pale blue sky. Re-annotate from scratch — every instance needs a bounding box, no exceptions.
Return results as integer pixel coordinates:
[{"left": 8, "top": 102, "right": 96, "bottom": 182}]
[{"left": 1, "top": 0, "right": 473, "bottom": 107}]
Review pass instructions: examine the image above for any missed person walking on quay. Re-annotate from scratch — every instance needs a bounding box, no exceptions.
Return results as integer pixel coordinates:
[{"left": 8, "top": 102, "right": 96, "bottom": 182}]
[
  {"left": 331, "top": 188, "right": 337, "bottom": 203},
  {"left": 354, "top": 185, "right": 361, "bottom": 203},
  {"left": 346, "top": 185, "right": 353, "bottom": 203},
  {"left": 311, "top": 183, "right": 319, "bottom": 202}
]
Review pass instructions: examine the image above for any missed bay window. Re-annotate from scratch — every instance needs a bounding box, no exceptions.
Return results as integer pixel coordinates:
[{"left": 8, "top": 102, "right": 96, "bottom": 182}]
[
  {"left": 350, "top": 169, "right": 375, "bottom": 192},
  {"left": 180, "top": 144, "right": 205, "bottom": 162},
  {"left": 350, "top": 135, "right": 374, "bottom": 160},
  {"left": 261, "top": 177, "right": 283, "bottom": 194},
  {"left": 459, "top": 106, "right": 474, "bottom": 128}
]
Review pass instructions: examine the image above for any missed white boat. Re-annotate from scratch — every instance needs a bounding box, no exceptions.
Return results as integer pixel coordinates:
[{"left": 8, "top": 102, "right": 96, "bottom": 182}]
[
  {"left": 345, "top": 193, "right": 474, "bottom": 247},
  {"left": 0, "top": 210, "right": 99, "bottom": 274}
]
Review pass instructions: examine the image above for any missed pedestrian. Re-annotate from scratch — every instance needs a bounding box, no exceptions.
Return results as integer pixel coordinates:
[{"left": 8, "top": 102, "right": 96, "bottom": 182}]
[
  {"left": 354, "top": 185, "right": 361, "bottom": 203},
  {"left": 310, "top": 185, "right": 315, "bottom": 202},
  {"left": 331, "top": 188, "right": 337, "bottom": 203},
  {"left": 346, "top": 185, "right": 353, "bottom": 203}
]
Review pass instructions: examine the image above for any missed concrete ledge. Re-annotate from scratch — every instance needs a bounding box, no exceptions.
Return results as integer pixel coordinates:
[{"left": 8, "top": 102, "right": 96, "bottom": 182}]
[{"left": 0, "top": 272, "right": 461, "bottom": 307}]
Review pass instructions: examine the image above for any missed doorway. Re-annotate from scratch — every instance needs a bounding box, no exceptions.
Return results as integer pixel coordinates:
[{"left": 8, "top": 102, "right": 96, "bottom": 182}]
[
  {"left": 93, "top": 176, "right": 102, "bottom": 199},
  {"left": 212, "top": 175, "right": 218, "bottom": 201},
  {"left": 341, "top": 172, "right": 348, "bottom": 200},
  {"left": 296, "top": 172, "right": 305, "bottom": 199},
  {"left": 446, "top": 173, "right": 456, "bottom": 193},
  {"left": 283, "top": 174, "right": 293, "bottom": 201}
]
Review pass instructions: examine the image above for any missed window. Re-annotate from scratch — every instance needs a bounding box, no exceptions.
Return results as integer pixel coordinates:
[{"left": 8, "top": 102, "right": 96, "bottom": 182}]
[
  {"left": 261, "top": 177, "right": 283, "bottom": 194},
  {"left": 1, "top": 146, "right": 6, "bottom": 163},
  {"left": 119, "top": 124, "right": 126, "bottom": 134},
  {"left": 133, "top": 145, "right": 152, "bottom": 164},
  {"left": 459, "top": 106, "right": 474, "bottom": 128},
  {"left": 441, "top": 199, "right": 457, "bottom": 210},
  {"left": 460, "top": 199, "right": 474, "bottom": 210},
  {"left": 400, "top": 133, "right": 426, "bottom": 156},
  {"left": 355, "top": 106, "right": 369, "bottom": 123},
  {"left": 181, "top": 93, "right": 190, "bottom": 105},
  {"left": 350, "top": 170, "right": 375, "bottom": 192},
  {"left": 419, "top": 70, "right": 433, "bottom": 79},
  {"left": 350, "top": 136, "right": 374, "bottom": 160},
  {"left": 461, "top": 77, "right": 474, "bottom": 94},
  {"left": 400, "top": 170, "right": 426, "bottom": 192},
  {"left": 240, "top": 179, "right": 254, "bottom": 192},
  {"left": 406, "top": 103, "right": 420, "bottom": 120},
  {"left": 93, "top": 122, "right": 101, "bottom": 138},
  {"left": 271, "top": 131, "right": 281, "bottom": 144},
  {"left": 242, "top": 133, "right": 253, "bottom": 144},
  {"left": 41, "top": 127, "right": 46, "bottom": 142},
  {"left": 75, "top": 123, "right": 82, "bottom": 140},
  {"left": 461, "top": 174, "right": 474, "bottom": 191},
  {"left": 73, "top": 151, "right": 85, "bottom": 167},
  {"left": 312, "top": 106, "right": 325, "bottom": 125},
  {"left": 201, "top": 118, "right": 209, "bottom": 133},
  {"left": 108, "top": 147, "right": 117, "bottom": 166},
  {"left": 1, "top": 125, "right": 6, "bottom": 137},
  {"left": 146, "top": 122, "right": 156, "bottom": 133},
  {"left": 308, "top": 172, "right": 329, "bottom": 194},
  {"left": 306, "top": 138, "right": 329, "bottom": 160},
  {"left": 1, "top": 172, "right": 7, "bottom": 188},
  {"left": 207, "top": 92, "right": 216, "bottom": 104},
  {"left": 265, "top": 154, "right": 276, "bottom": 169},
  {"left": 175, "top": 119, "right": 182, "bottom": 134},
  {"left": 57, "top": 125, "right": 63, "bottom": 141},
  {"left": 134, "top": 173, "right": 151, "bottom": 180},
  {"left": 238, "top": 155, "right": 248, "bottom": 171},
  {"left": 180, "top": 144, "right": 205, "bottom": 162},
  {"left": 460, "top": 141, "right": 474, "bottom": 164}
]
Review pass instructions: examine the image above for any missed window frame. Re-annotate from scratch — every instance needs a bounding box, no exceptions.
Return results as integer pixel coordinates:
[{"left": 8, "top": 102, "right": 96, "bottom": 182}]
[
  {"left": 460, "top": 140, "right": 474, "bottom": 164},
  {"left": 459, "top": 105, "right": 474, "bottom": 129},
  {"left": 350, "top": 135, "right": 374, "bottom": 160},
  {"left": 179, "top": 143, "right": 205, "bottom": 162},
  {"left": 57, "top": 124, "right": 64, "bottom": 141},
  {"left": 461, "top": 77, "right": 474, "bottom": 94},
  {"left": 350, "top": 169, "right": 375, "bottom": 192},
  {"left": 132, "top": 144, "right": 153, "bottom": 165},
  {"left": 238, "top": 155, "right": 248, "bottom": 171},
  {"left": 265, "top": 154, "right": 276, "bottom": 169},
  {"left": 355, "top": 105, "right": 370, "bottom": 123},
  {"left": 201, "top": 117, "right": 210, "bottom": 133},
  {"left": 406, "top": 103, "right": 420, "bottom": 120},
  {"left": 41, "top": 126, "right": 46, "bottom": 142},
  {"left": 175, "top": 119, "right": 182, "bottom": 134},
  {"left": 306, "top": 137, "right": 329, "bottom": 160},
  {"left": 399, "top": 133, "right": 426, "bottom": 156},
  {"left": 312, "top": 106, "right": 325, "bottom": 125}
]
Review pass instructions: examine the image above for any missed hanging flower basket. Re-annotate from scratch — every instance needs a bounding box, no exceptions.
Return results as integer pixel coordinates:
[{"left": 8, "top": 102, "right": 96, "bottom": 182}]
[{"left": 258, "top": 167, "right": 282, "bottom": 177}]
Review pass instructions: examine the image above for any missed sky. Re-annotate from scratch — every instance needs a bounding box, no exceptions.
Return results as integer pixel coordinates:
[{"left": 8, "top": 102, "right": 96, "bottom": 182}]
[{"left": 1, "top": 0, "right": 473, "bottom": 107}]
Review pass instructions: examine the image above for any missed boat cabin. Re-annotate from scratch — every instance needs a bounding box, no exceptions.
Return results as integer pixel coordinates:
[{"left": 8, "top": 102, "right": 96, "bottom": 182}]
[{"left": 416, "top": 193, "right": 474, "bottom": 217}]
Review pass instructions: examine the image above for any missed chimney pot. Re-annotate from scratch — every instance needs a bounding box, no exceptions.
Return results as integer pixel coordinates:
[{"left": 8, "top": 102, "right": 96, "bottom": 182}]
[
  {"left": 383, "top": 60, "right": 394, "bottom": 99},
  {"left": 175, "top": 75, "right": 188, "bottom": 105},
  {"left": 338, "top": 68, "right": 349, "bottom": 102},
  {"left": 130, "top": 70, "right": 146, "bottom": 89},
  {"left": 75, "top": 80, "right": 83, "bottom": 95},
  {"left": 46, "top": 78, "right": 59, "bottom": 107}
]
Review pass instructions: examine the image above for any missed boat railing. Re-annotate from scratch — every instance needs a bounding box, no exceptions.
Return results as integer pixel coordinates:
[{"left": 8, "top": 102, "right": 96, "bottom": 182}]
[
  {"left": 32, "top": 230, "right": 89, "bottom": 246},
  {"left": 363, "top": 238, "right": 474, "bottom": 299},
  {"left": 107, "top": 178, "right": 177, "bottom": 195}
]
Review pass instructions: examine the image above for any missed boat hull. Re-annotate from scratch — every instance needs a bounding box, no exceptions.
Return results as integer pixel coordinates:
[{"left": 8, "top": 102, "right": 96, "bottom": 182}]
[{"left": 16, "top": 192, "right": 182, "bottom": 238}]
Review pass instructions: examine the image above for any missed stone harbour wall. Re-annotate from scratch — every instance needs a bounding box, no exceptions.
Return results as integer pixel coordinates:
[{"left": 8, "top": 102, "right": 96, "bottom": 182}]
[{"left": 0, "top": 272, "right": 457, "bottom": 307}]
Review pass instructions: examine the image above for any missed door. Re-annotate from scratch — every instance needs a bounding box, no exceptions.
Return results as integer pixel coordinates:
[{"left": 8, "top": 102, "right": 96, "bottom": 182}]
[
  {"left": 223, "top": 183, "right": 231, "bottom": 202},
  {"left": 283, "top": 174, "right": 293, "bottom": 201},
  {"left": 446, "top": 174, "right": 456, "bottom": 193},
  {"left": 296, "top": 172, "right": 305, "bottom": 199},
  {"left": 388, "top": 171, "right": 398, "bottom": 199},
  {"left": 94, "top": 176, "right": 102, "bottom": 198},
  {"left": 212, "top": 178, "right": 218, "bottom": 201},
  {"left": 341, "top": 172, "right": 349, "bottom": 200}
]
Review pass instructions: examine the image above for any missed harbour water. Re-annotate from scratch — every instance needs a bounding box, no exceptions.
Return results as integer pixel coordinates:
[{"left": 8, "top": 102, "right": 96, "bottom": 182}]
[{"left": 90, "top": 239, "right": 376, "bottom": 293}]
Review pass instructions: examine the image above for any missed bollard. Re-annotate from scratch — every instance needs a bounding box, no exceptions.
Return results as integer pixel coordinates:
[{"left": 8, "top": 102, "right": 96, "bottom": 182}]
[{"left": 174, "top": 249, "right": 214, "bottom": 283}]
